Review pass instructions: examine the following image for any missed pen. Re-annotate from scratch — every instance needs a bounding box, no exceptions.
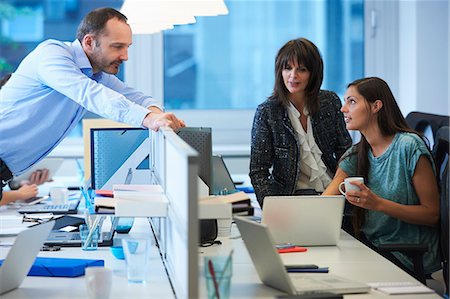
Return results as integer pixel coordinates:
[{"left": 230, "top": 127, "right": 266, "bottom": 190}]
[
  {"left": 286, "top": 267, "right": 329, "bottom": 273},
  {"left": 275, "top": 243, "right": 295, "bottom": 249},
  {"left": 217, "top": 249, "right": 234, "bottom": 287},
  {"left": 208, "top": 259, "right": 221, "bottom": 299}
]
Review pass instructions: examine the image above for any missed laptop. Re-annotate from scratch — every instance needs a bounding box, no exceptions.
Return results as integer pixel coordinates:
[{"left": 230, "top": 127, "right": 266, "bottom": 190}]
[
  {"left": 211, "top": 155, "right": 237, "bottom": 195},
  {"left": 0, "top": 220, "right": 55, "bottom": 295},
  {"left": 44, "top": 216, "right": 118, "bottom": 247},
  {"left": 234, "top": 216, "right": 370, "bottom": 295},
  {"left": 17, "top": 196, "right": 81, "bottom": 214},
  {"left": 262, "top": 195, "right": 345, "bottom": 246}
]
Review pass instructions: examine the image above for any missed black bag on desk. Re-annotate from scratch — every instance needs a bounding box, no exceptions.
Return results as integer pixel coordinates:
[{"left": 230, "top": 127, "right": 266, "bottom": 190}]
[{"left": 199, "top": 219, "right": 218, "bottom": 246}]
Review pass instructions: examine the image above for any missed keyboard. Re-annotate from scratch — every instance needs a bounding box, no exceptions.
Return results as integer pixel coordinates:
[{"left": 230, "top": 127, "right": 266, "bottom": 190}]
[{"left": 18, "top": 200, "right": 80, "bottom": 214}]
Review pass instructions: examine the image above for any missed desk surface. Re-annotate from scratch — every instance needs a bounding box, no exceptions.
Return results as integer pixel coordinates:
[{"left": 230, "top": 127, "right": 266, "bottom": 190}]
[
  {"left": 198, "top": 222, "right": 442, "bottom": 299},
  {"left": 0, "top": 216, "right": 174, "bottom": 299},
  {"left": 1, "top": 206, "right": 443, "bottom": 299}
]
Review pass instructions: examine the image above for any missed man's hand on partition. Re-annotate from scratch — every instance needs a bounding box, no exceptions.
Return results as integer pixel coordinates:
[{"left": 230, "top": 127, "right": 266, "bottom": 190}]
[{"left": 142, "top": 111, "right": 186, "bottom": 131}]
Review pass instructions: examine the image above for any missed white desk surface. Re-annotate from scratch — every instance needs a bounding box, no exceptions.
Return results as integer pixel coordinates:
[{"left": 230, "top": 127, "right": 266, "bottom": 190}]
[
  {"left": 198, "top": 222, "right": 442, "bottom": 299},
  {"left": 1, "top": 199, "right": 442, "bottom": 299},
  {"left": 0, "top": 215, "right": 174, "bottom": 299}
]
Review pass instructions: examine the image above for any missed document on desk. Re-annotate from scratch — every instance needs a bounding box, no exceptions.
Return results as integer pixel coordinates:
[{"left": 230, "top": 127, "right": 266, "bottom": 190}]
[
  {"left": 0, "top": 215, "right": 31, "bottom": 236},
  {"left": 368, "top": 282, "right": 435, "bottom": 295}
]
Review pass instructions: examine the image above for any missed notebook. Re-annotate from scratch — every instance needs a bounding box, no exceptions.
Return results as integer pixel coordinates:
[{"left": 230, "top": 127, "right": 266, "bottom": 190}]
[
  {"left": 17, "top": 196, "right": 81, "bottom": 215},
  {"left": 262, "top": 195, "right": 345, "bottom": 246},
  {"left": 234, "top": 216, "right": 370, "bottom": 295},
  {"left": 0, "top": 220, "right": 55, "bottom": 295},
  {"left": 44, "top": 217, "right": 118, "bottom": 247}
]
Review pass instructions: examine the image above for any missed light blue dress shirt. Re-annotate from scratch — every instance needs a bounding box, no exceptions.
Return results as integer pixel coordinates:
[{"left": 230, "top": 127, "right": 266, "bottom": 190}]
[{"left": 0, "top": 39, "right": 161, "bottom": 175}]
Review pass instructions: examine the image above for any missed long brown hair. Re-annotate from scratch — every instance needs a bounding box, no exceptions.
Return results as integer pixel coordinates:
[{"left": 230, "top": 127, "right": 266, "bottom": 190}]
[
  {"left": 268, "top": 37, "right": 323, "bottom": 115},
  {"left": 345, "top": 77, "right": 417, "bottom": 236}
]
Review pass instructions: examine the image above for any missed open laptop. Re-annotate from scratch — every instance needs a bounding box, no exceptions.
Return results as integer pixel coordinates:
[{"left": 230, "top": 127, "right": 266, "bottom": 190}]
[
  {"left": 262, "top": 195, "right": 345, "bottom": 246},
  {"left": 211, "top": 155, "right": 237, "bottom": 195},
  {"left": 44, "top": 216, "right": 118, "bottom": 247},
  {"left": 0, "top": 220, "right": 54, "bottom": 295},
  {"left": 234, "top": 216, "right": 370, "bottom": 295}
]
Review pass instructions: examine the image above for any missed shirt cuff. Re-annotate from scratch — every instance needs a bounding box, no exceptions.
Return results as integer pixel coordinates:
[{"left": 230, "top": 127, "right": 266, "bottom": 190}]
[{"left": 141, "top": 97, "right": 164, "bottom": 111}]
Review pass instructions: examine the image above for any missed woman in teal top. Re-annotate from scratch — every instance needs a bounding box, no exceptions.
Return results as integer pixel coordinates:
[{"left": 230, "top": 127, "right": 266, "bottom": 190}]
[{"left": 323, "top": 77, "right": 440, "bottom": 276}]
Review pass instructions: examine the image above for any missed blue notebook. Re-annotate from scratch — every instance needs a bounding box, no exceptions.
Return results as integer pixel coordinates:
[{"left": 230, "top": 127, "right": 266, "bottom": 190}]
[{"left": 0, "top": 257, "right": 104, "bottom": 277}]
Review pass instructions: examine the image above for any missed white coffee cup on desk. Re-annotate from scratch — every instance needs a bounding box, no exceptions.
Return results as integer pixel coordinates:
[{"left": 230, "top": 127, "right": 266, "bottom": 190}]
[
  {"left": 49, "top": 186, "right": 69, "bottom": 204},
  {"left": 338, "top": 177, "right": 364, "bottom": 196},
  {"left": 85, "top": 267, "right": 112, "bottom": 299}
]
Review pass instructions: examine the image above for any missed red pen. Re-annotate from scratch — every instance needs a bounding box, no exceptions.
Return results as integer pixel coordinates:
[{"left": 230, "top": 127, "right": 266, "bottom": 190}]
[
  {"left": 208, "top": 259, "right": 220, "bottom": 299},
  {"left": 277, "top": 246, "right": 308, "bottom": 253}
]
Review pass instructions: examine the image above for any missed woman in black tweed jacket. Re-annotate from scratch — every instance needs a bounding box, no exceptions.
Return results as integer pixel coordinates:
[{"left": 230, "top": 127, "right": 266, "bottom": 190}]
[{"left": 250, "top": 38, "right": 352, "bottom": 207}]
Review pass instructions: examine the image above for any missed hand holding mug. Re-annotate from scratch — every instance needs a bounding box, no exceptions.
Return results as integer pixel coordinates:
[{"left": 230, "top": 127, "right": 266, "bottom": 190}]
[
  {"left": 339, "top": 177, "right": 365, "bottom": 206},
  {"left": 338, "top": 177, "right": 381, "bottom": 210}
]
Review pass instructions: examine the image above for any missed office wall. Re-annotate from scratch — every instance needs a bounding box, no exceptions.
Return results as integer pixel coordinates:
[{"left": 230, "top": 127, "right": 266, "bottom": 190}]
[
  {"left": 126, "top": 1, "right": 449, "bottom": 175},
  {"left": 366, "top": 0, "right": 449, "bottom": 116}
]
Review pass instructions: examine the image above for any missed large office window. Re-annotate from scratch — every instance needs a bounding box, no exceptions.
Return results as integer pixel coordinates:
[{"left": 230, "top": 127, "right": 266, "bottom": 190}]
[
  {"left": 1, "top": 0, "right": 364, "bottom": 142},
  {"left": 163, "top": 0, "right": 364, "bottom": 110},
  {"left": 0, "top": 0, "right": 124, "bottom": 137}
]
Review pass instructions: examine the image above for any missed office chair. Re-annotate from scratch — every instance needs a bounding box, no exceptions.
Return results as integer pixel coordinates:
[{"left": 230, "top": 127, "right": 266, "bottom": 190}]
[
  {"left": 405, "top": 111, "right": 449, "bottom": 145},
  {"left": 433, "top": 126, "right": 449, "bottom": 296},
  {"left": 378, "top": 126, "right": 449, "bottom": 295}
]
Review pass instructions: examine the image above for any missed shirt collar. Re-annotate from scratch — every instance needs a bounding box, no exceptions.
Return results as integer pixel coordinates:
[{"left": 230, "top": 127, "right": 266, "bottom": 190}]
[
  {"left": 287, "top": 101, "right": 309, "bottom": 117},
  {"left": 71, "top": 39, "right": 94, "bottom": 77}
]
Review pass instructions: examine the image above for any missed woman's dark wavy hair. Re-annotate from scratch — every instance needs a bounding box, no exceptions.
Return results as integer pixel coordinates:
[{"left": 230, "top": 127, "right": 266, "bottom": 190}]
[
  {"left": 76, "top": 7, "right": 128, "bottom": 43},
  {"left": 268, "top": 37, "right": 323, "bottom": 115},
  {"left": 344, "top": 77, "right": 420, "bottom": 236}
]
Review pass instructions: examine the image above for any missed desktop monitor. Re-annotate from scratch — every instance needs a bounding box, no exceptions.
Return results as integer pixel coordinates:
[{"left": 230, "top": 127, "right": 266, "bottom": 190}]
[
  {"left": 90, "top": 127, "right": 150, "bottom": 190},
  {"left": 177, "top": 127, "right": 212, "bottom": 194}
]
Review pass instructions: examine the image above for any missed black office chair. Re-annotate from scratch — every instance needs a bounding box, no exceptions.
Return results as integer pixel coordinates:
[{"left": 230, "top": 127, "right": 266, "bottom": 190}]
[
  {"left": 405, "top": 111, "right": 449, "bottom": 146},
  {"left": 378, "top": 126, "right": 449, "bottom": 294},
  {"left": 433, "top": 126, "right": 449, "bottom": 296}
]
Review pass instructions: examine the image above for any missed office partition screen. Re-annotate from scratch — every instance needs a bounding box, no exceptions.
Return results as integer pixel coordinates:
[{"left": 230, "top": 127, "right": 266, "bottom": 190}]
[
  {"left": 90, "top": 127, "right": 150, "bottom": 190},
  {"left": 149, "top": 128, "right": 199, "bottom": 298},
  {"left": 177, "top": 127, "right": 212, "bottom": 192}
]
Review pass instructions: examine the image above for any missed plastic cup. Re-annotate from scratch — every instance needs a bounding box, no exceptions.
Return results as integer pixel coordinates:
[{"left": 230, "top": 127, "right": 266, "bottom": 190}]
[
  {"left": 122, "top": 238, "right": 150, "bottom": 283},
  {"left": 204, "top": 254, "right": 233, "bottom": 299},
  {"left": 85, "top": 267, "right": 112, "bottom": 299},
  {"left": 80, "top": 224, "right": 99, "bottom": 251}
]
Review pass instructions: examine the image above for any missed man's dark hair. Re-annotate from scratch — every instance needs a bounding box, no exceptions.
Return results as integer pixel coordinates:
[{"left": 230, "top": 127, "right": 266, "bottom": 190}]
[{"left": 76, "top": 7, "right": 128, "bottom": 42}]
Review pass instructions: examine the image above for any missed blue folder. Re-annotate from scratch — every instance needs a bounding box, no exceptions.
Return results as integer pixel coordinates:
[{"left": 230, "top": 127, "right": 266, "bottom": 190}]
[{"left": 0, "top": 257, "right": 104, "bottom": 277}]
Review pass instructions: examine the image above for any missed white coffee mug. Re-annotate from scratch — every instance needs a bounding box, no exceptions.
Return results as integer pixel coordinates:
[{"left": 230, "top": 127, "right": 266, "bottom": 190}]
[
  {"left": 338, "top": 177, "right": 364, "bottom": 195},
  {"left": 85, "top": 267, "right": 112, "bottom": 299},
  {"left": 49, "top": 187, "right": 69, "bottom": 204}
]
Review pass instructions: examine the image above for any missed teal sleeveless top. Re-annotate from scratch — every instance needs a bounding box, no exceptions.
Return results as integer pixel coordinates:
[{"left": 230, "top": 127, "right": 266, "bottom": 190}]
[{"left": 340, "top": 132, "right": 440, "bottom": 274}]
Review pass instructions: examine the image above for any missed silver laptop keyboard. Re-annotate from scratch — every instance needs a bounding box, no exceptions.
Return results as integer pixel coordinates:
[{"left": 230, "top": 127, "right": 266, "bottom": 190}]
[{"left": 291, "top": 276, "right": 327, "bottom": 289}]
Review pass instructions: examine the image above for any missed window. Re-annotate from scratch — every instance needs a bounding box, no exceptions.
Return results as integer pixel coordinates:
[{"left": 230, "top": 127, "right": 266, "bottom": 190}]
[
  {"left": 163, "top": 0, "right": 364, "bottom": 110},
  {"left": 0, "top": 0, "right": 125, "bottom": 137}
]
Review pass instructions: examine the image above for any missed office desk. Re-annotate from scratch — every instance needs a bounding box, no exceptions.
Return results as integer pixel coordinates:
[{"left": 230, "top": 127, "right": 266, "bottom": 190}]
[
  {"left": 0, "top": 216, "right": 174, "bottom": 299},
  {"left": 199, "top": 223, "right": 441, "bottom": 299}
]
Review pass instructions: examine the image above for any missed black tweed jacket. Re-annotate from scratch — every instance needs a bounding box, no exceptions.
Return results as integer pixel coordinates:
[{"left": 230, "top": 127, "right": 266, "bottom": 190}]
[{"left": 249, "top": 90, "right": 352, "bottom": 207}]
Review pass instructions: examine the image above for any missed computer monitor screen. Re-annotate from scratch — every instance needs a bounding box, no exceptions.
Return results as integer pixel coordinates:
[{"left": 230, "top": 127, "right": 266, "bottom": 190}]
[
  {"left": 90, "top": 128, "right": 150, "bottom": 190},
  {"left": 177, "top": 127, "right": 212, "bottom": 194}
]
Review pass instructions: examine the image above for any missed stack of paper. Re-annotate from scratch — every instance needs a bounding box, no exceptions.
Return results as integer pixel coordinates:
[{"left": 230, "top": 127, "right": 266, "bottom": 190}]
[
  {"left": 199, "top": 191, "right": 253, "bottom": 216},
  {"left": 368, "top": 281, "right": 435, "bottom": 295},
  {"left": 112, "top": 184, "right": 168, "bottom": 217}
]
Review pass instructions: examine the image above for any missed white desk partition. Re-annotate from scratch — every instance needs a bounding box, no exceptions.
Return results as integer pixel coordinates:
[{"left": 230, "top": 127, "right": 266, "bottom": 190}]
[{"left": 149, "top": 128, "right": 199, "bottom": 298}]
